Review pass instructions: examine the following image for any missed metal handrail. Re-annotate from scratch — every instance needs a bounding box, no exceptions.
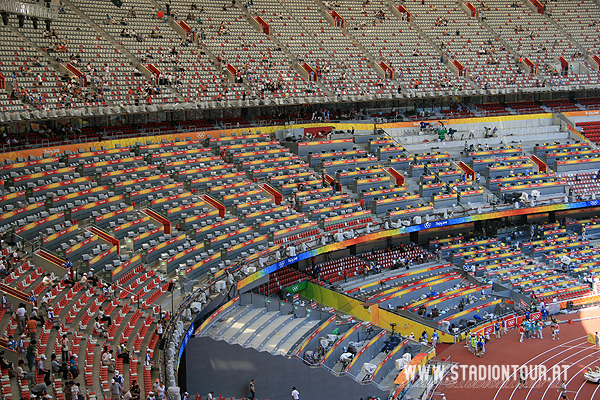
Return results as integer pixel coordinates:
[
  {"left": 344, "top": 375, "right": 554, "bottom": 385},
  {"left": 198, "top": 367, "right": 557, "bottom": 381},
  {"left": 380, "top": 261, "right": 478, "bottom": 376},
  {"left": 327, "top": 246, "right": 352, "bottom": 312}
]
[
  {"left": 425, "top": 360, "right": 460, "bottom": 400},
  {"left": 159, "top": 268, "right": 242, "bottom": 388}
]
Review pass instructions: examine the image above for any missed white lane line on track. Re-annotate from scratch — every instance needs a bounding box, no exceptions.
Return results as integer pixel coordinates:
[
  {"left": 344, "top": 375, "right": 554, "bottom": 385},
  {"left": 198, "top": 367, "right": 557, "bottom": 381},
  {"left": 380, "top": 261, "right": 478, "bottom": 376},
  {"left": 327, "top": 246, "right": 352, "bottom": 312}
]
[
  {"left": 493, "top": 335, "right": 590, "bottom": 400},
  {"left": 541, "top": 356, "right": 600, "bottom": 400},
  {"left": 590, "top": 379, "right": 600, "bottom": 399},
  {"left": 523, "top": 346, "right": 597, "bottom": 400}
]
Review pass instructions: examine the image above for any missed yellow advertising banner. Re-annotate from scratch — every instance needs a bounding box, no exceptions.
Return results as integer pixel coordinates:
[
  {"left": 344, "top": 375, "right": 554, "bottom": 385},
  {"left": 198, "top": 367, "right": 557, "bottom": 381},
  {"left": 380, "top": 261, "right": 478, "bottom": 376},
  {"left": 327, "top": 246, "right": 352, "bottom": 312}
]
[{"left": 298, "top": 282, "right": 455, "bottom": 343}]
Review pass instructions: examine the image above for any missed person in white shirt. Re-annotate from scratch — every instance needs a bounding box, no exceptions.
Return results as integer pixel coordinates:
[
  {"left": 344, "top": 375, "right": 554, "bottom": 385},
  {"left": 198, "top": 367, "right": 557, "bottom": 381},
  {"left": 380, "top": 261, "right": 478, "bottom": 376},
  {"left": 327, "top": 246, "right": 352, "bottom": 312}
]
[
  {"left": 47, "top": 307, "right": 56, "bottom": 324},
  {"left": 94, "top": 317, "right": 107, "bottom": 337},
  {"left": 15, "top": 304, "right": 27, "bottom": 334},
  {"left": 37, "top": 355, "right": 50, "bottom": 381},
  {"left": 291, "top": 387, "right": 300, "bottom": 400},
  {"left": 98, "top": 306, "right": 112, "bottom": 326},
  {"left": 42, "top": 274, "right": 57, "bottom": 287},
  {"left": 102, "top": 349, "right": 115, "bottom": 372},
  {"left": 107, "top": 285, "right": 115, "bottom": 299},
  {"left": 155, "top": 322, "right": 163, "bottom": 339},
  {"left": 156, "top": 382, "right": 165, "bottom": 400},
  {"left": 15, "top": 359, "right": 25, "bottom": 379},
  {"left": 41, "top": 292, "right": 51, "bottom": 306},
  {"left": 71, "top": 382, "right": 80, "bottom": 399}
]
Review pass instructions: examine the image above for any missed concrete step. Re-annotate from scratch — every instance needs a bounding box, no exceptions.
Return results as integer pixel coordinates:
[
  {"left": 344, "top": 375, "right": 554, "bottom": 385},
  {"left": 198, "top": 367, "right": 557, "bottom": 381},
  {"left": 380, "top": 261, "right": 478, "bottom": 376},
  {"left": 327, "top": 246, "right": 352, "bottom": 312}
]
[
  {"left": 273, "top": 318, "right": 319, "bottom": 357},
  {"left": 217, "top": 307, "right": 264, "bottom": 342},
  {"left": 233, "top": 310, "right": 280, "bottom": 347},
  {"left": 204, "top": 305, "right": 251, "bottom": 339},
  {"left": 250, "top": 314, "right": 295, "bottom": 350}
]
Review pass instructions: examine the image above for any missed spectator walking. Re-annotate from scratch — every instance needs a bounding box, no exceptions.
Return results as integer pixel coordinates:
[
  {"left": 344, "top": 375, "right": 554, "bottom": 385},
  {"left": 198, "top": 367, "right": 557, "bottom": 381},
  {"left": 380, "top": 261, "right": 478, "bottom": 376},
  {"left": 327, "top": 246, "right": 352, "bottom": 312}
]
[
  {"left": 69, "top": 354, "right": 79, "bottom": 378},
  {"left": 130, "top": 381, "right": 141, "bottom": 400},
  {"left": 291, "top": 387, "right": 300, "bottom": 400},
  {"left": 249, "top": 379, "right": 255, "bottom": 400},
  {"left": 64, "top": 381, "right": 73, "bottom": 400},
  {"left": 61, "top": 334, "right": 69, "bottom": 361},
  {"left": 111, "top": 379, "right": 122, "bottom": 400},
  {"left": 26, "top": 316, "right": 38, "bottom": 340},
  {"left": 155, "top": 321, "right": 163, "bottom": 340},
  {"left": 72, "top": 382, "right": 81, "bottom": 400},
  {"left": 15, "top": 303, "right": 27, "bottom": 334},
  {"left": 26, "top": 339, "right": 37, "bottom": 371}
]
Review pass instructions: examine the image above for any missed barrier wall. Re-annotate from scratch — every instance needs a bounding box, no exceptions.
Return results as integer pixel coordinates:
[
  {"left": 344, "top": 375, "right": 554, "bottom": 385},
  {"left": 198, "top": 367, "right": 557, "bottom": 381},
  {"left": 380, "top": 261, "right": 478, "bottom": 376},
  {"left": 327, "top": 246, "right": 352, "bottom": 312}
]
[
  {"left": 293, "top": 282, "right": 455, "bottom": 344},
  {"left": 237, "top": 199, "right": 600, "bottom": 291}
]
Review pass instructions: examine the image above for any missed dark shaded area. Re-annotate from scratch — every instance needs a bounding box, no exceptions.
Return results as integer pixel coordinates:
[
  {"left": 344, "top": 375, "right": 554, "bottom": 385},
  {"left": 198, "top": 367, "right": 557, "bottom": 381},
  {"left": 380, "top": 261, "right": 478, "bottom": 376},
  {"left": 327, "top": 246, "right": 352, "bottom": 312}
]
[{"left": 185, "top": 336, "right": 389, "bottom": 400}]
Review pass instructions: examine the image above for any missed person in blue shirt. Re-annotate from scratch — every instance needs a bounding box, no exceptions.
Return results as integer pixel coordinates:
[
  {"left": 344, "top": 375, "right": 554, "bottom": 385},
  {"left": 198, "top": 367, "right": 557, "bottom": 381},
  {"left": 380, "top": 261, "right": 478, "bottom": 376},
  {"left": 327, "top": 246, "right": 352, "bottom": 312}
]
[
  {"left": 541, "top": 307, "right": 548, "bottom": 321},
  {"left": 494, "top": 320, "right": 501, "bottom": 339},
  {"left": 476, "top": 338, "right": 484, "bottom": 357},
  {"left": 6, "top": 335, "right": 17, "bottom": 351},
  {"left": 69, "top": 355, "right": 78, "bottom": 379},
  {"left": 523, "top": 320, "right": 530, "bottom": 339}
]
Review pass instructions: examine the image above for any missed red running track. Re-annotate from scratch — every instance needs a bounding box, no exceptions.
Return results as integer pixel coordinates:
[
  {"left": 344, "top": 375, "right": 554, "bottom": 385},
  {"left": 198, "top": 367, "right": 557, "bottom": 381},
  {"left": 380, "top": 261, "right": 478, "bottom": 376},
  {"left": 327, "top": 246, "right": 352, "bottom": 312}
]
[{"left": 436, "top": 309, "right": 600, "bottom": 400}]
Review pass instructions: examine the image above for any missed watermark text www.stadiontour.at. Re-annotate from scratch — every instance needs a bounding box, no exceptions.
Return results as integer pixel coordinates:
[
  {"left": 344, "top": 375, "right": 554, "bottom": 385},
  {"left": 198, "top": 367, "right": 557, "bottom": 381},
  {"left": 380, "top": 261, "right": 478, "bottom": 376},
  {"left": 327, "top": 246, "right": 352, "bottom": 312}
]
[{"left": 407, "top": 364, "right": 570, "bottom": 389}]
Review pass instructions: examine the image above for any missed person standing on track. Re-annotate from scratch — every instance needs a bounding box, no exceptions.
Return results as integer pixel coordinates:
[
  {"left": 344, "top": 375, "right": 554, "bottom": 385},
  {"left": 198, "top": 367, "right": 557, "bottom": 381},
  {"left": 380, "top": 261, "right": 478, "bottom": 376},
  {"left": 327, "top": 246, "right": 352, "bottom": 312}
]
[
  {"left": 517, "top": 366, "right": 528, "bottom": 389},
  {"left": 476, "top": 336, "right": 484, "bottom": 357},
  {"left": 559, "top": 380, "right": 568, "bottom": 399},
  {"left": 595, "top": 332, "right": 599, "bottom": 350},
  {"left": 553, "top": 323, "right": 560, "bottom": 340},
  {"left": 495, "top": 320, "right": 501, "bottom": 339},
  {"left": 501, "top": 319, "right": 507, "bottom": 335},
  {"left": 519, "top": 324, "right": 525, "bottom": 343}
]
